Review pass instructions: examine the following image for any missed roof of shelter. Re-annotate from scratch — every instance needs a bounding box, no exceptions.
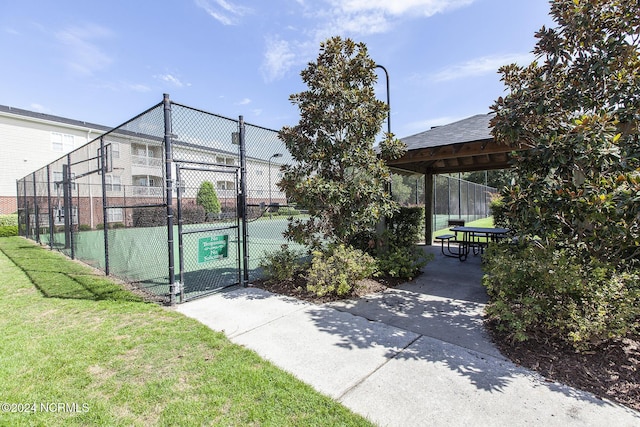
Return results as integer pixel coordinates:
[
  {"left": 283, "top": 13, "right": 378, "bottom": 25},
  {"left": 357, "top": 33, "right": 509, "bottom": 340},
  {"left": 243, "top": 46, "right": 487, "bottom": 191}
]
[
  {"left": 402, "top": 113, "right": 494, "bottom": 150},
  {"left": 388, "top": 112, "right": 522, "bottom": 174}
]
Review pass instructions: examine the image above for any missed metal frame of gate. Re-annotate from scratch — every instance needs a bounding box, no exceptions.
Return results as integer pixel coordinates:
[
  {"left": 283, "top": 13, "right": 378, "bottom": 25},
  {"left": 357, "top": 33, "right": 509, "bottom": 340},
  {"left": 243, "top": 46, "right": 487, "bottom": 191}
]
[{"left": 174, "top": 161, "right": 242, "bottom": 302}]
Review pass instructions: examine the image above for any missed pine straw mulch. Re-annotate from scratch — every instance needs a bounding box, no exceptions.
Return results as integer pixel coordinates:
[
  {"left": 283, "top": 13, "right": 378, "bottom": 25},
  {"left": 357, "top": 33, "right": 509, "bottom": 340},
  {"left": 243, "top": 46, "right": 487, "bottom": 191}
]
[{"left": 251, "top": 275, "right": 640, "bottom": 413}]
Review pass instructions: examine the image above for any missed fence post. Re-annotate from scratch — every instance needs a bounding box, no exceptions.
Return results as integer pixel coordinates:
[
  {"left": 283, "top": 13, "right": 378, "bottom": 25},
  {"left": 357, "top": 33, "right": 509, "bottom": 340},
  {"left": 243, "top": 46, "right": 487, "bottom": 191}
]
[
  {"left": 32, "top": 172, "right": 40, "bottom": 243},
  {"left": 46, "top": 165, "right": 54, "bottom": 248},
  {"left": 63, "top": 159, "right": 73, "bottom": 254},
  {"left": 99, "top": 137, "right": 110, "bottom": 276},
  {"left": 175, "top": 165, "right": 185, "bottom": 302},
  {"left": 239, "top": 116, "right": 249, "bottom": 285},
  {"left": 163, "top": 93, "right": 177, "bottom": 305}
]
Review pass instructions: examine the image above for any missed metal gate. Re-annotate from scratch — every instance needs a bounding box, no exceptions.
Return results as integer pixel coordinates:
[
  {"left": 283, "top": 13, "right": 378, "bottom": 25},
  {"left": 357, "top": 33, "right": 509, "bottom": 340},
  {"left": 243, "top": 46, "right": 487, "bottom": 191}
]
[{"left": 175, "top": 161, "right": 242, "bottom": 302}]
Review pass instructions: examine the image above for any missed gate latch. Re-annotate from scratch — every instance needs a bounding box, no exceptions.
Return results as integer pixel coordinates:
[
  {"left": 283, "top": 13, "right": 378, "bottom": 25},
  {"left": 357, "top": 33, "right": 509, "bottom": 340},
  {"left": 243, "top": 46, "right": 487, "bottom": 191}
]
[{"left": 172, "top": 281, "right": 183, "bottom": 295}]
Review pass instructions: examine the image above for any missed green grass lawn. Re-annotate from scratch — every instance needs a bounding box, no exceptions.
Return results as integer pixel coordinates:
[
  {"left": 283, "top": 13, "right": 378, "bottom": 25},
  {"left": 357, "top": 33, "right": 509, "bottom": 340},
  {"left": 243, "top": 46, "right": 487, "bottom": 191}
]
[
  {"left": 431, "top": 216, "right": 495, "bottom": 240},
  {"left": 0, "top": 236, "right": 373, "bottom": 426}
]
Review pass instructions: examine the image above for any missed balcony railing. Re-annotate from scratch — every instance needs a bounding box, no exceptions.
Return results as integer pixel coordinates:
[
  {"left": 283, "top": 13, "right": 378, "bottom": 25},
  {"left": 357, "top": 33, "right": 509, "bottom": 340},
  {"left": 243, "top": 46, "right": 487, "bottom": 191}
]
[
  {"left": 132, "top": 155, "right": 162, "bottom": 168},
  {"left": 131, "top": 186, "right": 164, "bottom": 197}
]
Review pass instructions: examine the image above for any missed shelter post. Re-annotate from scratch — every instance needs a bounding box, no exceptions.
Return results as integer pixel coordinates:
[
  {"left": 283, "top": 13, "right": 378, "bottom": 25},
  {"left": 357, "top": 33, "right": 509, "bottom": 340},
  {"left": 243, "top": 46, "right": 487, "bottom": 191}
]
[{"left": 424, "top": 172, "right": 433, "bottom": 245}]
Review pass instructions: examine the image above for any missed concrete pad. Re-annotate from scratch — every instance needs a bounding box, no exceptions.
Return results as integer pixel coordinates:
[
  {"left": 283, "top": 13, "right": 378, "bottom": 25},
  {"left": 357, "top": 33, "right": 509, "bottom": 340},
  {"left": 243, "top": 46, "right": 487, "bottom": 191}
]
[
  {"left": 328, "top": 288, "right": 502, "bottom": 358},
  {"left": 232, "top": 304, "right": 420, "bottom": 399},
  {"left": 176, "top": 287, "right": 309, "bottom": 338},
  {"left": 340, "top": 335, "right": 640, "bottom": 427}
]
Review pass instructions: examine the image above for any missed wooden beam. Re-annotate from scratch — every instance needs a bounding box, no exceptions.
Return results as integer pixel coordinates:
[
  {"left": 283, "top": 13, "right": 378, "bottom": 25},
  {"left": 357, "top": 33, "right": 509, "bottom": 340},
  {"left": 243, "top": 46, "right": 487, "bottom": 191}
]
[{"left": 389, "top": 139, "right": 519, "bottom": 165}]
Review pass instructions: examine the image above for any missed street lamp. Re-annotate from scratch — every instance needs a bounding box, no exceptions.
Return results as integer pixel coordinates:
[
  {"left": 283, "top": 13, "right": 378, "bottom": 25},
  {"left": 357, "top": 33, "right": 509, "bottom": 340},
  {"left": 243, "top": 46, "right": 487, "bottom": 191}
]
[
  {"left": 268, "top": 153, "right": 283, "bottom": 208},
  {"left": 375, "top": 64, "right": 392, "bottom": 199},
  {"left": 375, "top": 64, "right": 391, "bottom": 136}
]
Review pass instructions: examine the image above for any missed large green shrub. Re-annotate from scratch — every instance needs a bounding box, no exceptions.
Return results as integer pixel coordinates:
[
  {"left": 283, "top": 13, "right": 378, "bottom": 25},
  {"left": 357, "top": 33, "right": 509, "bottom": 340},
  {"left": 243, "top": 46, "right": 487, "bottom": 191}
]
[
  {"left": 488, "top": 193, "right": 507, "bottom": 228},
  {"left": 196, "top": 181, "right": 221, "bottom": 220},
  {"left": 377, "top": 207, "right": 432, "bottom": 279},
  {"left": 258, "top": 245, "right": 306, "bottom": 283},
  {"left": 181, "top": 204, "right": 206, "bottom": 224},
  {"left": 0, "top": 214, "right": 18, "bottom": 227},
  {"left": 0, "top": 226, "right": 18, "bottom": 237},
  {"left": 306, "top": 244, "right": 378, "bottom": 297},
  {"left": 483, "top": 242, "right": 640, "bottom": 350},
  {"left": 132, "top": 207, "right": 165, "bottom": 227}
]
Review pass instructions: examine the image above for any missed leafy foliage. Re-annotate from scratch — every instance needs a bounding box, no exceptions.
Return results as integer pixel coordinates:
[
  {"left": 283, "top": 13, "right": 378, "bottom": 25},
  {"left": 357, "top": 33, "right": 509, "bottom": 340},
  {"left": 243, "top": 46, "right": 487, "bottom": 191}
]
[
  {"left": 196, "top": 181, "right": 221, "bottom": 218},
  {"left": 487, "top": 0, "right": 640, "bottom": 350},
  {"left": 391, "top": 174, "right": 412, "bottom": 205},
  {"left": 483, "top": 242, "right": 640, "bottom": 350},
  {"left": 0, "top": 226, "right": 18, "bottom": 237},
  {"left": 0, "top": 214, "right": 18, "bottom": 227},
  {"left": 490, "top": 0, "right": 640, "bottom": 266},
  {"left": 278, "top": 36, "right": 406, "bottom": 248},
  {"left": 306, "top": 244, "right": 378, "bottom": 297},
  {"left": 258, "top": 245, "right": 306, "bottom": 283},
  {"left": 377, "top": 207, "right": 432, "bottom": 279}
]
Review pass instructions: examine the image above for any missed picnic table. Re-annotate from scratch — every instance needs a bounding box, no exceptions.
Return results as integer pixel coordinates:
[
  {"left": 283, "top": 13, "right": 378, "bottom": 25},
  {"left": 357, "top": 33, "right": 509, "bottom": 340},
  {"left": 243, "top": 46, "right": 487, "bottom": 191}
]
[{"left": 437, "top": 226, "right": 510, "bottom": 262}]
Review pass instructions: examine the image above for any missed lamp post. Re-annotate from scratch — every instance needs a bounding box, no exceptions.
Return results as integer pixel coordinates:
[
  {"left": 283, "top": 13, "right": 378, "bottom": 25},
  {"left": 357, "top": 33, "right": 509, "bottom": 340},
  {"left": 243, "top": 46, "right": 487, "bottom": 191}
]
[
  {"left": 375, "top": 64, "right": 392, "bottom": 200},
  {"left": 268, "top": 153, "right": 282, "bottom": 209},
  {"left": 375, "top": 64, "right": 391, "bottom": 136}
]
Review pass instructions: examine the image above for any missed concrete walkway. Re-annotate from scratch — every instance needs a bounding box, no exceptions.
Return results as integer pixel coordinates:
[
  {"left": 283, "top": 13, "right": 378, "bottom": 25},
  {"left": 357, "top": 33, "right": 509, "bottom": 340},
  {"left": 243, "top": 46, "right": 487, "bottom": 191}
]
[{"left": 176, "top": 246, "right": 640, "bottom": 426}]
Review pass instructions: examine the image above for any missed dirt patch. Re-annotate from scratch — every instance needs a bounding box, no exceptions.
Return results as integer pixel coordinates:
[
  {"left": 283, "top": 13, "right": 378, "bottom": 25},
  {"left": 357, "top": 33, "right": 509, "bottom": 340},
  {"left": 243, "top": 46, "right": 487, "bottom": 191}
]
[{"left": 486, "top": 320, "right": 640, "bottom": 412}]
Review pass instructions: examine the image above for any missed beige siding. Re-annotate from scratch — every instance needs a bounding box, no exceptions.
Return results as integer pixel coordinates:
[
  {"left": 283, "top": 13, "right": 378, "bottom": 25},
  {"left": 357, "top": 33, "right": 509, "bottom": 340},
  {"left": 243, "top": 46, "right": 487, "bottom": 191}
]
[{"left": 0, "top": 112, "right": 106, "bottom": 212}]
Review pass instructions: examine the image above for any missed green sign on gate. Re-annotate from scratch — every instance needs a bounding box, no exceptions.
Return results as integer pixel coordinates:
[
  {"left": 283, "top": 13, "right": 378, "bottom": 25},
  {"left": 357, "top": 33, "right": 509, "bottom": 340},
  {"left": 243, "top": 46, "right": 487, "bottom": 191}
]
[{"left": 198, "top": 235, "right": 229, "bottom": 263}]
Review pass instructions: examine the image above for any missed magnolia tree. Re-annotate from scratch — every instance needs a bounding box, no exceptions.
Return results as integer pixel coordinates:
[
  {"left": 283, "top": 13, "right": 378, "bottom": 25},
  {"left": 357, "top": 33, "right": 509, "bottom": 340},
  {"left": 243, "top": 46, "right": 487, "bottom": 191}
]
[
  {"left": 278, "top": 37, "right": 405, "bottom": 248},
  {"left": 491, "top": 0, "right": 640, "bottom": 267}
]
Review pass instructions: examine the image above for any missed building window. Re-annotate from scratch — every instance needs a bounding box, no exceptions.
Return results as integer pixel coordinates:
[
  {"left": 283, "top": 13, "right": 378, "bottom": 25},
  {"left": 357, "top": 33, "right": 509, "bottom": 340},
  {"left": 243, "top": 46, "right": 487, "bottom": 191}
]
[
  {"left": 216, "top": 156, "right": 235, "bottom": 166},
  {"left": 51, "top": 132, "right": 74, "bottom": 152},
  {"left": 105, "top": 174, "right": 121, "bottom": 192},
  {"left": 107, "top": 208, "right": 123, "bottom": 223},
  {"left": 256, "top": 170, "right": 264, "bottom": 176},
  {"left": 110, "top": 142, "right": 120, "bottom": 159},
  {"left": 217, "top": 181, "right": 235, "bottom": 190}
]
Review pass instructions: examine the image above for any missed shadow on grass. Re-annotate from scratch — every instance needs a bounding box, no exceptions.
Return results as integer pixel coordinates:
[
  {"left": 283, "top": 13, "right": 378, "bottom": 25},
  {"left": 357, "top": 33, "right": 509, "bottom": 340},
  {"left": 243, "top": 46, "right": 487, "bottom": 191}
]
[{"left": 0, "top": 238, "right": 143, "bottom": 302}]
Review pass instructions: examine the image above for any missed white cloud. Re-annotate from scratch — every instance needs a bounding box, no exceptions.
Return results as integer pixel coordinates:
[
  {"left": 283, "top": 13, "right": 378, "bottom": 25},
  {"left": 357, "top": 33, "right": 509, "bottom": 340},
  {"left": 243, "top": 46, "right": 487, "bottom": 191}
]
[
  {"left": 55, "top": 24, "right": 114, "bottom": 75},
  {"left": 261, "top": 0, "right": 477, "bottom": 82},
  {"left": 236, "top": 98, "right": 251, "bottom": 105},
  {"left": 334, "top": 0, "right": 474, "bottom": 17},
  {"left": 195, "top": 0, "right": 251, "bottom": 25},
  {"left": 430, "top": 53, "right": 534, "bottom": 82},
  {"left": 261, "top": 36, "right": 299, "bottom": 82},
  {"left": 155, "top": 74, "right": 191, "bottom": 87}
]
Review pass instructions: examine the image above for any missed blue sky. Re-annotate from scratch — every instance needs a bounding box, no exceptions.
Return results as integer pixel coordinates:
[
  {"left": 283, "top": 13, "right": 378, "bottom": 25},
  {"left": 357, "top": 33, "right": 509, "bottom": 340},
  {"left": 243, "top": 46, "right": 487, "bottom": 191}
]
[{"left": 0, "top": 0, "right": 553, "bottom": 138}]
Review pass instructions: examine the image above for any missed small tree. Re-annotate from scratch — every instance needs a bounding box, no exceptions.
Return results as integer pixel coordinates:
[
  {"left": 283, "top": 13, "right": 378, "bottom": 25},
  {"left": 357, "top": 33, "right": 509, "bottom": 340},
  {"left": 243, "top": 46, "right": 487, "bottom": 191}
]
[
  {"left": 491, "top": 0, "right": 640, "bottom": 266},
  {"left": 196, "top": 181, "right": 221, "bottom": 220},
  {"left": 278, "top": 36, "right": 406, "bottom": 248},
  {"left": 485, "top": 0, "right": 640, "bottom": 348}
]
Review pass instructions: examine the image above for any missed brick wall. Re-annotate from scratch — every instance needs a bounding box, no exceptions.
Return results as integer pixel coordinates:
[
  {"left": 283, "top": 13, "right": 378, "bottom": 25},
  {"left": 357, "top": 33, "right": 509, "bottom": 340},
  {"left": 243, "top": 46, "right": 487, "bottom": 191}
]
[{"left": 0, "top": 196, "right": 17, "bottom": 214}]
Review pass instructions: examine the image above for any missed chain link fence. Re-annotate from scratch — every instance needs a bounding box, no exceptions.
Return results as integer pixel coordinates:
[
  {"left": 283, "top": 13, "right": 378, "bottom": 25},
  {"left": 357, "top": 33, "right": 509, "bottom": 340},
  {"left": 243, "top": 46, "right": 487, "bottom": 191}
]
[
  {"left": 391, "top": 171, "right": 497, "bottom": 235},
  {"left": 16, "top": 94, "right": 498, "bottom": 304},
  {"left": 16, "top": 95, "right": 298, "bottom": 304}
]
